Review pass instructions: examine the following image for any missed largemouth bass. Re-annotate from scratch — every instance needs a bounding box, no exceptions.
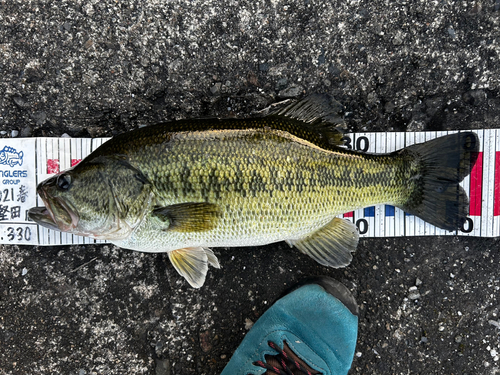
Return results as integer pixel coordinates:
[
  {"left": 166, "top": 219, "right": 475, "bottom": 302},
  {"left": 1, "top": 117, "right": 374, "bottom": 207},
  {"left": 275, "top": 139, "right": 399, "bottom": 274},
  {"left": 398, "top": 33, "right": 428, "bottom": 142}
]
[{"left": 28, "top": 96, "right": 479, "bottom": 288}]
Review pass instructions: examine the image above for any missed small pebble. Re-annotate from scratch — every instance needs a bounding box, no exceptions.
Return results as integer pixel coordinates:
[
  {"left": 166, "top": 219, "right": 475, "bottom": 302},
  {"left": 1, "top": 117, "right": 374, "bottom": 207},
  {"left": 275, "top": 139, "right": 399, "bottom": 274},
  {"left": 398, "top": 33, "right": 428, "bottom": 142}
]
[
  {"left": 488, "top": 320, "right": 500, "bottom": 329},
  {"left": 20, "top": 126, "right": 32, "bottom": 137},
  {"left": 12, "top": 96, "right": 27, "bottom": 107},
  {"left": 11, "top": 130, "right": 19, "bottom": 137},
  {"left": 244, "top": 318, "right": 254, "bottom": 330},
  {"left": 32, "top": 111, "right": 47, "bottom": 125},
  {"left": 278, "top": 85, "right": 303, "bottom": 98},
  {"left": 210, "top": 83, "right": 222, "bottom": 94},
  {"left": 408, "top": 291, "right": 421, "bottom": 300},
  {"left": 276, "top": 78, "right": 288, "bottom": 89}
]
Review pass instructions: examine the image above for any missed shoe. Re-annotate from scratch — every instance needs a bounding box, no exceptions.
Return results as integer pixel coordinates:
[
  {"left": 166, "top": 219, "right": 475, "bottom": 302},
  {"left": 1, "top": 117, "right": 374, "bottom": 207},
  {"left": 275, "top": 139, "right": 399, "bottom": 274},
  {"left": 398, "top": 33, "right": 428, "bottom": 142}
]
[{"left": 220, "top": 277, "right": 358, "bottom": 375}]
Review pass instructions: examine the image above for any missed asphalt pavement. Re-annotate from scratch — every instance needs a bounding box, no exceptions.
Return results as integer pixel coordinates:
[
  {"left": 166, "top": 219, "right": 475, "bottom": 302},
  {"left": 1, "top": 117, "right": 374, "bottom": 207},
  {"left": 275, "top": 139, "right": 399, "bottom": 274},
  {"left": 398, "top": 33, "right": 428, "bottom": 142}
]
[{"left": 1, "top": 1, "right": 499, "bottom": 374}]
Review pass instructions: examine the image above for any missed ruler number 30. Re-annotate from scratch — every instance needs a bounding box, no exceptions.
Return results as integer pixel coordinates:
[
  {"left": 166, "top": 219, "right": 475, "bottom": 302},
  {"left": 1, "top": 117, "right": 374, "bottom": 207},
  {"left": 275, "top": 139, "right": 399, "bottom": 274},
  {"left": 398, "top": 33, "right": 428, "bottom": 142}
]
[{"left": 341, "top": 136, "right": 370, "bottom": 152}]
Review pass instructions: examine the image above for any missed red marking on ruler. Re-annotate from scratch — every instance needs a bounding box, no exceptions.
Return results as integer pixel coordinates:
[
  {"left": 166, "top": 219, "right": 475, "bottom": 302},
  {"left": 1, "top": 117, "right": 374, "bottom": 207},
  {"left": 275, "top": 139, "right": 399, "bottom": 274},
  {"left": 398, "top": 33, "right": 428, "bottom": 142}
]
[
  {"left": 343, "top": 211, "right": 354, "bottom": 218},
  {"left": 71, "top": 159, "right": 81, "bottom": 167},
  {"left": 494, "top": 152, "right": 500, "bottom": 216},
  {"left": 469, "top": 152, "right": 483, "bottom": 216},
  {"left": 47, "top": 159, "right": 60, "bottom": 174}
]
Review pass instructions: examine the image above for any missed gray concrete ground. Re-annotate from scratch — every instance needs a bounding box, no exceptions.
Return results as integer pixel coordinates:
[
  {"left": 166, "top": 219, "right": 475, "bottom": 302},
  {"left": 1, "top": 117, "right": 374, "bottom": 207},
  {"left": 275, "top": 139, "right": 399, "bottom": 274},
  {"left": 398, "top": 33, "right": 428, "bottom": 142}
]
[{"left": 1, "top": 1, "right": 500, "bottom": 374}]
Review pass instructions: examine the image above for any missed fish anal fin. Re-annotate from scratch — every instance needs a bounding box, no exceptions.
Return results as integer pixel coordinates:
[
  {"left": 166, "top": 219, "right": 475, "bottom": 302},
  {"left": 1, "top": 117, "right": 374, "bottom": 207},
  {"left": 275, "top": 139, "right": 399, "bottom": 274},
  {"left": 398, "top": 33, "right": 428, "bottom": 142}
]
[
  {"left": 287, "top": 218, "right": 359, "bottom": 268},
  {"left": 153, "top": 202, "right": 221, "bottom": 232},
  {"left": 168, "top": 247, "right": 220, "bottom": 288}
]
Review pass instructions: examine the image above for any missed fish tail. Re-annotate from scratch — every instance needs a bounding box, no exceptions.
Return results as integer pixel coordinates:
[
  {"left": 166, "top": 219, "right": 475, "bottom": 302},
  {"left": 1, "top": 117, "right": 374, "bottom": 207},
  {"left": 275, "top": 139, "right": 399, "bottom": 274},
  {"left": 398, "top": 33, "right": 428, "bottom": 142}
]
[{"left": 397, "top": 132, "right": 479, "bottom": 230}]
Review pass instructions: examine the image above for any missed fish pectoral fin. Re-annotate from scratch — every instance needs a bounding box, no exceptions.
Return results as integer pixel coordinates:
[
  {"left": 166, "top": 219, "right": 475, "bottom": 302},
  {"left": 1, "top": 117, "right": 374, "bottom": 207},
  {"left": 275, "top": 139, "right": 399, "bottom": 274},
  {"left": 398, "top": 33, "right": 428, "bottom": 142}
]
[
  {"left": 168, "top": 247, "right": 221, "bottom": 288},
  {"left": 153, "top": 202, "right": 221, "bottom": 232},
  {"left": 286, "top": 217, "right": 359, "bottom": 268}
]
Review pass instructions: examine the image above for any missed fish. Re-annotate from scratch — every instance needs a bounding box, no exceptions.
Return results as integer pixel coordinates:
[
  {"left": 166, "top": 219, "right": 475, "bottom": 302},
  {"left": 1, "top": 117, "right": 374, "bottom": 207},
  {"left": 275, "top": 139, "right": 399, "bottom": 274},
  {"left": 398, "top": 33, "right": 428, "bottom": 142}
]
[
  {"left": 28, "top": 95, "right": 479, "bottom": 288},
  {"left": 0, "top": 146, "right": 24, "bottom": 167}
]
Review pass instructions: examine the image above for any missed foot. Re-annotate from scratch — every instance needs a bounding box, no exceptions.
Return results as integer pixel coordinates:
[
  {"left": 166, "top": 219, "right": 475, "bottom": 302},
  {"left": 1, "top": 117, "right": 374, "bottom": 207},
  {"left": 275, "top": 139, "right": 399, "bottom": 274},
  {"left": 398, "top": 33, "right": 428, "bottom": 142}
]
[{"left": 221, "top": 277, "right": 358, "bottom": 375}]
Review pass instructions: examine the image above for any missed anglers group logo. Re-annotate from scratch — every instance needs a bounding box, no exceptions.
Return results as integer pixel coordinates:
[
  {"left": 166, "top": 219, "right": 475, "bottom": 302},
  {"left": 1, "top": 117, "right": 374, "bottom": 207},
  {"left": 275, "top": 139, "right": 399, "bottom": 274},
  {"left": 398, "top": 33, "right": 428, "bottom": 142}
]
[{"left": 0, "top": 146, "right": 24, "bottom": 167}]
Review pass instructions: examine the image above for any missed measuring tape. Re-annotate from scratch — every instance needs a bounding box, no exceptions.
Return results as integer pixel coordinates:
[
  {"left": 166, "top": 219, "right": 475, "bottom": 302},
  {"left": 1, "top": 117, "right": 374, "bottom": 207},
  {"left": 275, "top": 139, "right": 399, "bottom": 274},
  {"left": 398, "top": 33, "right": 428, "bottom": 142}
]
[{"left": 0, "top": 130, "right": 498, "bottom": 246}]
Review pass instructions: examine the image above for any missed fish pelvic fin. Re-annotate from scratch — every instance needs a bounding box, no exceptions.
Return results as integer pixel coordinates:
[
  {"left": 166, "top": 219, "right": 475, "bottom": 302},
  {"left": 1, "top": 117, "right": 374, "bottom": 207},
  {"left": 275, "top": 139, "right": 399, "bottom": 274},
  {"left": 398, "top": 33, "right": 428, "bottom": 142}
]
[
  {"left": 397, "top": 131, "right": 479, "bottom": 231},
  {"left": 287, "top": 217, "right": 359, "bottom": 268},
  {"left": 153, "top": 202, "right": 221, "bottom": 232},
  {"left": 168, "top": 247, "right": 220, "bottom": 288}
]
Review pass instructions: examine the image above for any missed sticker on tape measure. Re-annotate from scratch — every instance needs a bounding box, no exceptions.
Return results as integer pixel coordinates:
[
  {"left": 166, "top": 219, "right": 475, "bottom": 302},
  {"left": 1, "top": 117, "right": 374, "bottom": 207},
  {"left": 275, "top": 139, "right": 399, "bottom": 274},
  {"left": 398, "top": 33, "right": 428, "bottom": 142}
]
[{"left": 1, "top": 131, "right": 499, "bottom": 246}]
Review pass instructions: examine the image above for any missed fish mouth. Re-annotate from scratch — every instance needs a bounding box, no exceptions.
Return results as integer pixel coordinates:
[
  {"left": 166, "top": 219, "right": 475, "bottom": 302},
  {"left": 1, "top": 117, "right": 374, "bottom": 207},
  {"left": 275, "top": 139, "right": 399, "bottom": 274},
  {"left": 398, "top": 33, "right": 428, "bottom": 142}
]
[{"left": 28, "top": 189, "right": 79, "bottom": 232}]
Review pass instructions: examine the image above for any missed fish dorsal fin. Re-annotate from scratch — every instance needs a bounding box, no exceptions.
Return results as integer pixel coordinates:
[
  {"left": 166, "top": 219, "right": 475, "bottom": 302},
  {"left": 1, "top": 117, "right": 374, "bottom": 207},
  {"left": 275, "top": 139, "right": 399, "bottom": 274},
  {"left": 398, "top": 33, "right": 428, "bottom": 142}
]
[
  {"left": 168, "top": 247, "right": 221, "bottom": 288},
  {"left": 267, "top": 94, "right": 346, "bottom": 148},
  {"left": 286, "top": 217, "right": 359, "bottom": 267},
  {"left": 273, "top": 93, "right": 344, "bottom": 125},
  {"left": 152, "top": 202, "right": 221, "bottom": 232}
]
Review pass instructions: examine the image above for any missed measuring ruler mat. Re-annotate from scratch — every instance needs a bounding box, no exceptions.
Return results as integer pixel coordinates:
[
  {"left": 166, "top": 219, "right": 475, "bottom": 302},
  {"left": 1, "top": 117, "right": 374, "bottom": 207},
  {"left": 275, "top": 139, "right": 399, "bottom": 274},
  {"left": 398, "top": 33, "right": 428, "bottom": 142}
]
[{"left": 0, "top": 130, "right": 498, "bottom": 246}]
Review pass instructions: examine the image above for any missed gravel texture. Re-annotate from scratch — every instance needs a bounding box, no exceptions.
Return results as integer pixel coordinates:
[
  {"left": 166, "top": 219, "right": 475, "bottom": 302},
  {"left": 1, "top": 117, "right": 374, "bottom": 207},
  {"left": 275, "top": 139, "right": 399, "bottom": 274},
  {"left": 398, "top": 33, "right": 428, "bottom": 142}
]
[{"left": 1, "top": 1, "right": 500, "bottom": 374}]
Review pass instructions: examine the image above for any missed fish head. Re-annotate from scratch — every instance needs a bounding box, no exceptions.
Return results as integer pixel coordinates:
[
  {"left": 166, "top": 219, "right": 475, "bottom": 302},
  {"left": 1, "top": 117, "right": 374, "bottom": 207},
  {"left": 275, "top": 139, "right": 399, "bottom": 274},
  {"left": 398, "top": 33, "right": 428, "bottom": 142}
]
[{"left": 29, "top": 155, "right": 152, "bottom": 240}]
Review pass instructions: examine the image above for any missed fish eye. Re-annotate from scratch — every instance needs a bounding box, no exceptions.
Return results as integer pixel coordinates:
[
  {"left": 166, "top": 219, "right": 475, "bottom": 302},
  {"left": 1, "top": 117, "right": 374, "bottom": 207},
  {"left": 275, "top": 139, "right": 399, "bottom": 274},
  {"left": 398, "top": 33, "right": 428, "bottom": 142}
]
[{"left": 56, "top": 174, "right": 72, "bottom": 190}]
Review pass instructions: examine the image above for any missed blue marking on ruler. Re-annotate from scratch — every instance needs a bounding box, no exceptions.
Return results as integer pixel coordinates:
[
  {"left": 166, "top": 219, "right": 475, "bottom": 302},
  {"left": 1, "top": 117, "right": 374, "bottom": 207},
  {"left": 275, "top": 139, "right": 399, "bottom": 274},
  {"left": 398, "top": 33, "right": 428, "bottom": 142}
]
[
  {"left": 385, "top": 205, "right": 395, "bottom": 216},
  {"left": 364, "top": 206, "right": 375, "bottom": 217}
]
